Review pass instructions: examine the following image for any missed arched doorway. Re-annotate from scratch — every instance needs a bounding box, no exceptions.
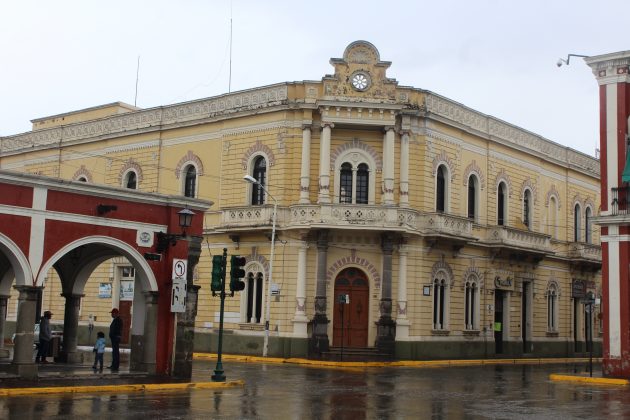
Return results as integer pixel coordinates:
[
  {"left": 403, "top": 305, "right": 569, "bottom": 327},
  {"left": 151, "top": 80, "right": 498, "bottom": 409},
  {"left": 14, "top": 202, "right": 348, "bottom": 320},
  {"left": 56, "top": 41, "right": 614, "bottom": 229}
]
[{"left": 333, "top": 267, "right": 369, "bottom": 348}]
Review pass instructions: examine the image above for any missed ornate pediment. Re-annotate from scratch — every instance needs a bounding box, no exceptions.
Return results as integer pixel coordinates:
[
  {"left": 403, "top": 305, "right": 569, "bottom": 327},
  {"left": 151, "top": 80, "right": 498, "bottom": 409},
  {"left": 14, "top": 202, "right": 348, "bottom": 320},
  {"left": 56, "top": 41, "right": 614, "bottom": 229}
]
[{"left": 323, "top": 41, "right": 398, "bottom": 101}]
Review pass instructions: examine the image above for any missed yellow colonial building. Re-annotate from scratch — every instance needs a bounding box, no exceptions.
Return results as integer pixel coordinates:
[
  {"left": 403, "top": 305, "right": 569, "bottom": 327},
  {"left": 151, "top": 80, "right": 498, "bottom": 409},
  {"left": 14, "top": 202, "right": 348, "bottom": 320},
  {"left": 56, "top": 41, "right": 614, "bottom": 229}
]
[{"left": 0, "top": 41, "right": 601, "bottom": 360}]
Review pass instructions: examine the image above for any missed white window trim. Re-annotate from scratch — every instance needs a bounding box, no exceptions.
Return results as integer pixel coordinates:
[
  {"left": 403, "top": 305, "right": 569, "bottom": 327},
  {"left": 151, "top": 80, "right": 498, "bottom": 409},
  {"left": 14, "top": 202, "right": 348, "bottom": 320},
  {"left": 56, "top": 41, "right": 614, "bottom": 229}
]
[
  {"left": 522, "top": 188, "right": 533, "bottom": 230},
  {"left": 467, "top": 174, "right": 479, "bottom": 222},
  {"left": 333, "top": 150, "right": 376, "bottom": 205},
  {"left": 497, "top": 181, "right": 509, "bottom": 226},
  {"left": 432, "top": 270, "right": 451, "bottom": 330},
  {"left": 240, "top": 262, "right": 265, "bottom": 324},
  {"left": 464, "top": 277, "right": 480, "bottom": 330},
  {"left": 181, "top": 163, "right": 199, "bottom": 198},
  {"left": 245, "top": 153, "right": 270, "bottom": 206},
  {"left": 122, "top": 169, "right": 139, "bottom": 190},
  {"left": 435, "top": 164, "right": 451, "bottom": 213}
]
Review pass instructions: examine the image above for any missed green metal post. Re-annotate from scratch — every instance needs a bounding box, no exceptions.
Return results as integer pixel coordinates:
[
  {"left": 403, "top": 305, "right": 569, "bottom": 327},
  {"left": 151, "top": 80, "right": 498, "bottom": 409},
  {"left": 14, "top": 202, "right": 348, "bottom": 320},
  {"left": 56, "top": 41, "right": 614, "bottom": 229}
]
[{"left": 212, "top": 248, "right": 227, "bottom": 382}]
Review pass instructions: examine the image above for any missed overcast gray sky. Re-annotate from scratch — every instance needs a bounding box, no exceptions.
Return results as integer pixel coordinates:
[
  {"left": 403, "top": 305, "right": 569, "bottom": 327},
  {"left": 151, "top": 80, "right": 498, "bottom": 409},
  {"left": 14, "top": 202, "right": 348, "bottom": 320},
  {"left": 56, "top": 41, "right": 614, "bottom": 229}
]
[{"left": 1, "top": 0, "right": 627, "bottom": 157}]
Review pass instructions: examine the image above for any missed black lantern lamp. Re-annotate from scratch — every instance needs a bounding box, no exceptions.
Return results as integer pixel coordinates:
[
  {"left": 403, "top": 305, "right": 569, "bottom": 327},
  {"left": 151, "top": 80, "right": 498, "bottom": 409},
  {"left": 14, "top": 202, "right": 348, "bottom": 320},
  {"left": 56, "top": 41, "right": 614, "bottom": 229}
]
[{"left": 155, "top": 208, "right": 196, "bottom": 253}]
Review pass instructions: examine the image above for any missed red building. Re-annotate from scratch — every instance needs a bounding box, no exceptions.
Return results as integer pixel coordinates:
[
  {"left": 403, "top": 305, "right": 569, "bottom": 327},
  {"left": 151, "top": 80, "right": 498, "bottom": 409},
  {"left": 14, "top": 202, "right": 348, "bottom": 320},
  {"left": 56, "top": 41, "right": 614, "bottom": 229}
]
[
  {"left": 0, "top": 170, "right": 210, "bottom": 378},
  {"left": 587, "top": 51, "right": 630, "bottom": 378}
]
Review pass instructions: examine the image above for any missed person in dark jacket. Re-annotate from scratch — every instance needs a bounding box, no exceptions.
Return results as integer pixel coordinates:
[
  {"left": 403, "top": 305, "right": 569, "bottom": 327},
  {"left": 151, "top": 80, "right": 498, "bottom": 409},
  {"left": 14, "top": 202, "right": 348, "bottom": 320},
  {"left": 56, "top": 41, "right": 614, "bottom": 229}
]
[
  {"left": 35, "top": 310, "right": 53, "bottom": 363},
  {"left": 108, "top": 308, "right": 123, "bottom": 371}
]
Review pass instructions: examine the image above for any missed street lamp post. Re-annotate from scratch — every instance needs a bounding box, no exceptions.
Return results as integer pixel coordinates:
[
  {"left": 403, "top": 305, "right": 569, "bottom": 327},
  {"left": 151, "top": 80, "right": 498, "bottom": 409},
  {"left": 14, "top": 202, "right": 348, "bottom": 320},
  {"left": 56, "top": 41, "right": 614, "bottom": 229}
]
[{"left": 243, "top": 175, "right": 277, "bottom": 357}]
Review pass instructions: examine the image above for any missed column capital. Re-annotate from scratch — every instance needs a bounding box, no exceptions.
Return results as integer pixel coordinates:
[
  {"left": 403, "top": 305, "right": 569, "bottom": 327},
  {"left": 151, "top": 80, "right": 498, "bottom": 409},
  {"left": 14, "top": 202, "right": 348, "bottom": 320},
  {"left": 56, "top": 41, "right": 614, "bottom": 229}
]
[
  {"left": 302, "top": 123, "right": 313, "bottom": 131},
  {"left": 383, "top": 125, "right": 396, "bottom": 133},
  {"left": 398, "top": 129, "right": 411, "bottom": 137},
  {"left": 321, "top": 122, "right": 335, "bottom": 129},
  {"left": 61, "top": 293, "right": 85, "bottom": 299}
]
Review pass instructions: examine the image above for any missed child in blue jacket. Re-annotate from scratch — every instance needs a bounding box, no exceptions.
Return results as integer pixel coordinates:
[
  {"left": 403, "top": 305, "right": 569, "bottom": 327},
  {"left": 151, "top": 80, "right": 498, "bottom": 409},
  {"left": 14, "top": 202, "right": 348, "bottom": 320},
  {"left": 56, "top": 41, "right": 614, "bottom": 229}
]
[{"left": 92, "top": 331, "right": 106, "bottom": 372}]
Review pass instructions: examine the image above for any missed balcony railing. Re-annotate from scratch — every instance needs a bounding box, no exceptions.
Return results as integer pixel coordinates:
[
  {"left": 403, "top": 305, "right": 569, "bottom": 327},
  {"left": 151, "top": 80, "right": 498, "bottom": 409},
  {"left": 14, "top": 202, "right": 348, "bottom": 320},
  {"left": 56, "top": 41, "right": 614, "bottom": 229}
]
[
  {"left": 568, "top": 243, "right": 602, "bottom": 262},
  {"left": 486, "top": 226, "right": 553, "bottom": 254},
  {"left": 611, "top": 186, "right": 630, "bottom": 215}
]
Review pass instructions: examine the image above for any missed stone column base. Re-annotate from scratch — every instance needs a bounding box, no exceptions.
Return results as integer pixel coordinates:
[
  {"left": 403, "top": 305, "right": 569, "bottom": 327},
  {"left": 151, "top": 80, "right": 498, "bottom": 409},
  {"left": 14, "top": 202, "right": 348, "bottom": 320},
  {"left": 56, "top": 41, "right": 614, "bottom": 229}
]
[
  {"left": 308, "top": 314, "right": 330, "bottom": 356},
  {"left": 292, "top": 316, "right": 308, "bottom": 337},
  {"left": 375, "top": 316, "right": 396, "bottom": 357},
  {"left": 395, "top": 319, "right": 410, "bottom": 340},
  {"left": 57, "top": 351, "right": 83, "bottom": 364},
  {"left": 12, "top": 362, "right": 38, "bottom": 379}
]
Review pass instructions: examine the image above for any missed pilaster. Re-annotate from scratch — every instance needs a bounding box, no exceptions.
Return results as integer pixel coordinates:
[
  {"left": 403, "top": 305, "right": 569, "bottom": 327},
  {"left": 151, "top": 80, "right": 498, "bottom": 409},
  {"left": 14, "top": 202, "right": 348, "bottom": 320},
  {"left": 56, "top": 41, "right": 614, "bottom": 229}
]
[
  {"left": 318, "top": 123, "right": 333, "bottom": 204},
  {"left": 300, "top": 125, "right": 312, "bottom": 204}
]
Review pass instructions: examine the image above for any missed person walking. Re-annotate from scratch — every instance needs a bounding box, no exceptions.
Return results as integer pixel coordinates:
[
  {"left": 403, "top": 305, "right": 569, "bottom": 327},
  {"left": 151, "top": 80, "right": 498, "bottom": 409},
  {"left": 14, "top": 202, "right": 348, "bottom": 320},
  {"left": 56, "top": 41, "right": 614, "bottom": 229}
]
[
  {"left": 108, "top": 308, "right": 123, "bottom": 371},
  {"left": 92, "top": 331, "right": 106, "bottom": 372},
  {"left": 35, "top": 310, "right": 52, "bottom": 363}
]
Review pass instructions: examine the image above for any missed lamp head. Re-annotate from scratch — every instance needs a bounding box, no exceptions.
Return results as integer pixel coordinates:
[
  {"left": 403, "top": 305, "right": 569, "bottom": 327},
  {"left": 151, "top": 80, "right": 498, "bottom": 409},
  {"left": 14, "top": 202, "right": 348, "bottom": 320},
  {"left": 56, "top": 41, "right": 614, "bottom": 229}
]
[{"left": 243, "top": 175, "right": 258, "bottom": 184}]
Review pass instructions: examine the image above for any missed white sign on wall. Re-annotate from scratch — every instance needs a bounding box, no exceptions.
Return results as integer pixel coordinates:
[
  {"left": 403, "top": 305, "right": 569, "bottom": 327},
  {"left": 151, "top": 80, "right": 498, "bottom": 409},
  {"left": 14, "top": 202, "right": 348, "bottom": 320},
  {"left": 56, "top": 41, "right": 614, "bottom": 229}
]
[
  {"left": 172, "top": 259, "right": 187, "bottom": 280},
  {"left": 171, "top": 277, "right": 187, "bottom": 313}
]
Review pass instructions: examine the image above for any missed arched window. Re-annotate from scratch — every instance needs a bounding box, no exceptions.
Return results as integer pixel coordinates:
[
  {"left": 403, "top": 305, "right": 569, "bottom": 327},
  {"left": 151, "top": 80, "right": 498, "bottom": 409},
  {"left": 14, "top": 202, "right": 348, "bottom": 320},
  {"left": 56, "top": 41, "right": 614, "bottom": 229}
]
[
  {"left": 574, "top": 203, "right": 581, "bottom": 242},
  {"left": 356, "top": 163, "right": 369, "bottom": 204},
  {"left": 467, "top": 175, "right": 478, "bottom": 220},
  {"left": 523, "top": 189, "right": 532, "bottom": 229},
  {"left": 77, "top": 176, "right": 88, "bottom": 182},
  {"left": 585, "top": 207, "right": 593, "bottom": 244},
  {"left": 245, "top": 271, "right": 263, "bottom": 324},
  {"left": 251, "top": 156, "right": 267, "bottom": 205},
  {"left": 497, "top": 182, "right": 507, "bottom": 226},
  {"left": 433, "top": 272, "right": 449, "bottom": 330},
  {"left": 124, "top": 171, "right": 137, "bottom": 190},
  {"left": 464, "top": 279, "right": 478, "bottom": 330},
  {"left": 549, "top": 196, "right": 558, "bottom": 239},
  {"left": 436, "top": 165, "right": 447, "bottom": 213},
  {"left": 183, "top": 165, "right": 197, "bottom": 198},
  {"left": 337, "top": 161, "right": 370, "bottom": 205},
  {"left": 340, "top": 163, "right": 353, "bottom": 204},
  {"left": 547, "top": 284, "right": 558, "bottom": 332}
]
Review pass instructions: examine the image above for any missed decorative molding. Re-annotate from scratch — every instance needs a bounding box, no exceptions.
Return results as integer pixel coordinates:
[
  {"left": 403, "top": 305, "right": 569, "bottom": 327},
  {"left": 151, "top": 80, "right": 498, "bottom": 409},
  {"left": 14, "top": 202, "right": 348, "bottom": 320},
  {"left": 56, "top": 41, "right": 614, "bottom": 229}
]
[
  {"left": 494, "top": 169, "right": 512, "bottom": 197},
  {"left": 241, "top": 139, "right": 275, "bottom": 170},
  {"left": 545, "top": 185, "right": 562, "bottom": 209},
  {"left": 431, "top": 259, "right": 453, "bottom": 285},
  {"left": 326, "top": 249, "right": 382, "bottom": 290},
  {"left": 330, "top": 138, "right": 383, "bottom": 172},
  {"left": 462, "top": 160, "right": 486, "bottom": 190},
  {"left": 521, "top": 178, "right": 538, "bottom": 204},
  {"left": 1, "top": 85, "right": 289, "bottom": 154},
  {"left": 175, "top": 151, "right": 204, "bottom": 179},
  {"left": 119, "top": 159, "right": 143, "bottom": 185},
  {"left": 463, "top": 265, "right": 484, "bottom": 287},
  {"left": 432, "top": 150, "right": 456, "bottom": 182},
  {"left": 72, "top": 165, "right": 93, "bottom": 183}
]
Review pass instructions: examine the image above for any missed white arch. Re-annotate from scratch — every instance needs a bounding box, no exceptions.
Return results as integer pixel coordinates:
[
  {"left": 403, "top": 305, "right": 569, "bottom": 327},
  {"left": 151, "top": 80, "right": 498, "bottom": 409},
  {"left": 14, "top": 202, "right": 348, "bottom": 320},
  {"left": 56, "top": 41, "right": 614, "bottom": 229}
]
[
  {"left": 0, "top": 233, "right": 33, "bottom": 292},
  {"left": 35, "top": 236, "right": 158, "bottom": 291}
]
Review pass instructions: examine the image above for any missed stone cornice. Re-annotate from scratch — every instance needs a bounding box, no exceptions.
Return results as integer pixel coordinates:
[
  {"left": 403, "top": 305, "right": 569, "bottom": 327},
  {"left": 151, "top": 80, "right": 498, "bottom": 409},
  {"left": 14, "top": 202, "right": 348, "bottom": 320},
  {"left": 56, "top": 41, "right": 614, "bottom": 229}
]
[
  {"left": 424, "top": 92, "right": 599, "bottom": 178},
  {"left": 1, "top": 84, "right": 289, "bottom": 156}
]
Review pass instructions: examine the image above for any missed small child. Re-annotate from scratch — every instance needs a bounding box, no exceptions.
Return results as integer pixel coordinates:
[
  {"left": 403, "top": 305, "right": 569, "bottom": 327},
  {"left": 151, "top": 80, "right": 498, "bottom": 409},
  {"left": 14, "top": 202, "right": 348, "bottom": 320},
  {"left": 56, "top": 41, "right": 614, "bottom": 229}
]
[{"left": 92, "top": 331, "right": 106, "bottom": 372}]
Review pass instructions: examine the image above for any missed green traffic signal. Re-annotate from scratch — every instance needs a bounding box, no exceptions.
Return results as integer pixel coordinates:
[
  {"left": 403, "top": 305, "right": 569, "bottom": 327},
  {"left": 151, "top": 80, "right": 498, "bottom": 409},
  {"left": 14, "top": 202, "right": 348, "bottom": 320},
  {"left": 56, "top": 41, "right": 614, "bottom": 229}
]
[
  {"left": 229, "top": 255, "right": 246, "bottom": 292},
  {"left": 211, "top": 255, "right": 224, "bottom": 292}
]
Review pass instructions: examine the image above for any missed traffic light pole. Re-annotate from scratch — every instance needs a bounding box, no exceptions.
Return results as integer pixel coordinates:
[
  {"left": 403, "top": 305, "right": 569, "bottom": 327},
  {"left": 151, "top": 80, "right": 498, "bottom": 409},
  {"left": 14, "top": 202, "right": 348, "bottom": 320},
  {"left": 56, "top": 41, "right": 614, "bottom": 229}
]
[{"left": 211, "top": 248, "right": 228, "bottom": 382}]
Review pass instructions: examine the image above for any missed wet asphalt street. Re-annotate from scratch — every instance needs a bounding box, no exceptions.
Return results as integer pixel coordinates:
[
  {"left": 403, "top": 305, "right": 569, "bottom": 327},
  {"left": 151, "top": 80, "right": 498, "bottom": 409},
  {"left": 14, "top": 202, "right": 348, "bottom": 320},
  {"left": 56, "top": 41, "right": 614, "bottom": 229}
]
[{"left": 0, "top": 360, "right": 628, "bottom": 419}]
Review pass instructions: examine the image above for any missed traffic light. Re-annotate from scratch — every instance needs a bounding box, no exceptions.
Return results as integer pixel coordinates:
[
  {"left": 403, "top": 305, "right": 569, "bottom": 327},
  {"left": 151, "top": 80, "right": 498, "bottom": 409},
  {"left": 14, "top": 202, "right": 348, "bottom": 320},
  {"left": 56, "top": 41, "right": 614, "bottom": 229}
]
[
  {"left": 211, "top": 255, "right": 224, "bottom": 293},
  {"left": 229, "top": 255, "right": 246, "bottom": 292}
]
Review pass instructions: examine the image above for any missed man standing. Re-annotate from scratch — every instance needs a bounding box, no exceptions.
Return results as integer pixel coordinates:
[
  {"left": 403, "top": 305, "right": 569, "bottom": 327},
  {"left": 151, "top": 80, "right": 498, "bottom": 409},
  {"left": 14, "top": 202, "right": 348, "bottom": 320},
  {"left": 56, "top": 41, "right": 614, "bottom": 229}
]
[
  {"left": 108, "top": 308, "right": 123, "bottom": 371},
  {"left": 35, "top": 311, "right": 52, "bottom": 363}
]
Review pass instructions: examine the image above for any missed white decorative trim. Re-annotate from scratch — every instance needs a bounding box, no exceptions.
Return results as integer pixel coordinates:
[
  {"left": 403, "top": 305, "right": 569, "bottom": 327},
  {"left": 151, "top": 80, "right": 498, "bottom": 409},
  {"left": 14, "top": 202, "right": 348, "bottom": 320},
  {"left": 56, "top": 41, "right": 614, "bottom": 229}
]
[{"left": 0, "top": 233, "right": 33, "bottom": 289}]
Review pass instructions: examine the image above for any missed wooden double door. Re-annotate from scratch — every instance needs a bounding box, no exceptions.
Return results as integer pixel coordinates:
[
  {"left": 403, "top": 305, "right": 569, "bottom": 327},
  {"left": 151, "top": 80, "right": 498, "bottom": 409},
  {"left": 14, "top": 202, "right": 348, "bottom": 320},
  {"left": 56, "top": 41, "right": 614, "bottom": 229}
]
[{"left": 333, "top": 268, "right": 369, "bottom": 348}]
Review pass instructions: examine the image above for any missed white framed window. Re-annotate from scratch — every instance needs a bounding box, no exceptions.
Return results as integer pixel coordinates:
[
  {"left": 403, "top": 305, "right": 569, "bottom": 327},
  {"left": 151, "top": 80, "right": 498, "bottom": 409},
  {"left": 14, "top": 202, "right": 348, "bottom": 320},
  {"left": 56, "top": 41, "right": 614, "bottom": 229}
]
[
  {"left": 547, "top": 283, "right": 558, "bottom": 332},
  {"left": 464, "top": 277, "right": 479, "bottom": 330},
  {"left": 436, "top": 165, "right": 449, "bottom": 213},
  {"left": 241, "top": 265, "right": 264, "bottom": 324},
  {"left": 123, "top": 170, "right": 138, "bottom": 190},
  {"left": 574, "top": 203, "right": 582, "bottom": 242},
  {"left": 334, "top": 149, "right": 376, "bottom": 205},
  {"left": 467, "top": 174, "right": 479, "bottom": 221},
  {"left": 249, "top": 156, "right": 267, "bottom": 205},
  {"left": 549, "top": 196, "right": 558, "bottom": 239},
  {"left": 585, "top": 206, "right": 593, "bottom": 244},
  {"left": 432, "top": 271, "right": 450, "bottom": 330},
  {"left": 497, "top": 181, "right": 508, "bottom": 226},
  {"left": 183, "top": 164, "right": 197, "bottom": 198},
  {"left": 523, "top": 188, "right": 533, "bottom": 229}
]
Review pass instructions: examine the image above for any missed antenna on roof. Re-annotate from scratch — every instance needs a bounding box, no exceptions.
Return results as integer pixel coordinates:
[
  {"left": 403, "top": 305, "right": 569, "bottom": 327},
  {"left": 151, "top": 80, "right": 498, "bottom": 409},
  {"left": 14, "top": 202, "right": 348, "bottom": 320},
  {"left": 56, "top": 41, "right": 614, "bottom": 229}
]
[
  {"left": 134, "top": 55, "right": 140, "bottom": 107},
  {"left": 228, "top": 1, "right": 233, "bottom": 93}
]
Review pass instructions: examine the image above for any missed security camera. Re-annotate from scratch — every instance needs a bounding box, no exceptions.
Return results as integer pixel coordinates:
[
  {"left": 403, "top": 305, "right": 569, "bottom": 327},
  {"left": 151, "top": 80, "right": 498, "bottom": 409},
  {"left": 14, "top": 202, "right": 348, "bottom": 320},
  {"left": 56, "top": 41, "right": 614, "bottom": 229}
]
[{"left": 556, "top": 59, "right": 564, "bottom": 67}]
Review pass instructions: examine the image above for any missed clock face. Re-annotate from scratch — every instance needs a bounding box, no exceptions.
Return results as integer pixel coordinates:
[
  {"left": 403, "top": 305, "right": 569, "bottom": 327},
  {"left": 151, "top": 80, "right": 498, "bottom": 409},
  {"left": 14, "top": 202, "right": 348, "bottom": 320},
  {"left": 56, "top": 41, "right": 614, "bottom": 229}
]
[{"left": 351, "top": 72, "right": 370, "bottom": 91}]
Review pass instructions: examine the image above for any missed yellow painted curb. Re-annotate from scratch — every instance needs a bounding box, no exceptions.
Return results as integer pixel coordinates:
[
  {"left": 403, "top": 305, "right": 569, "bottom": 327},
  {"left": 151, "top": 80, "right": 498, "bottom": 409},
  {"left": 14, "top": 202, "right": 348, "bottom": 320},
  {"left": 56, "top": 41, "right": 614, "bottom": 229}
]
[
  {"left": 0, "top": 380, "right": 245, "bottom": 397},
  {"left": 549, "top": 374, "right": 629, "bottom": 386},
  {"left": 194, "top": 353, "right": 601, "bottom": 370}
]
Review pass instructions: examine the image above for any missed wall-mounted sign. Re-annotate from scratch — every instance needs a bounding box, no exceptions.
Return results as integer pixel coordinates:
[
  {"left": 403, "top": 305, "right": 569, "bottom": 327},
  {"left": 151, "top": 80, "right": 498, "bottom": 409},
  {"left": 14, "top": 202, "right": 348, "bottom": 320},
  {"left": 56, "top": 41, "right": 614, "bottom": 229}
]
[
  {"left": 99, "top": 283, "right": 112, "bottom": 298},
  {"left": 120, "top": 280, "right": 134, "bottom": 301},
  {"left": 172, "top": 259, "right": 187, "bottom": 281},
  {"left": 494, "top": 276, "right": 514, "bottom": 290},
  {"left": 423, "top": 285, "right": 431, "bottom": 296},
  {"left": 171, "top": 277, "right": 186, "bottom": 313},
  {"left": 136, "top": 230, "right": 154, "bottom": 248},
  {"left": 572, "top": 280, "right": 586, "bottom": 298}
]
